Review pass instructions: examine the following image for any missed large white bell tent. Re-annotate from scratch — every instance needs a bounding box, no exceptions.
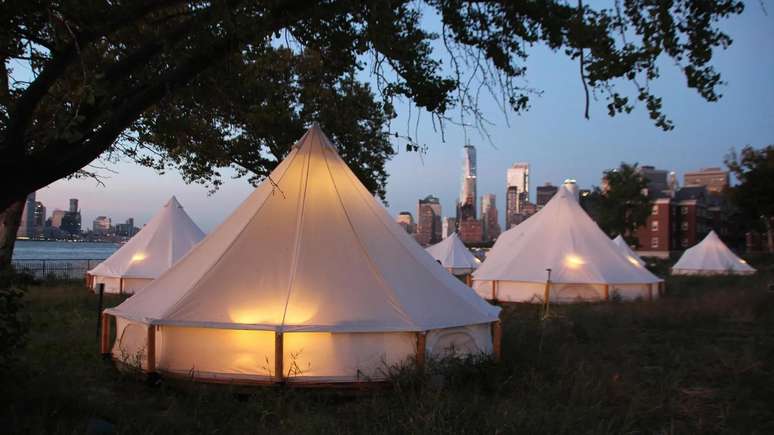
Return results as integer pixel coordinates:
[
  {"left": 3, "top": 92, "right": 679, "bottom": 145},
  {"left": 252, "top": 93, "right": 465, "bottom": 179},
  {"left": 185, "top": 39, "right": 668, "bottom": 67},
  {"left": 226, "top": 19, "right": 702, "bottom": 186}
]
[
  {"left": 672, "top": 230, "right": 756, "bottom": 276},
  {"left": 87, "top": 196, "right": 204, "bottom": 294},
  {"left": 611, "top": 235, "right": 646, "bottom": 267},
  {"left": 425, "top": 232, "right": 481, "bottom": 276},
  {"left": 101, "top": 124, "right": 501, "bottom": 385},
  {"left": 472, "top": 185, "right": 663, "bottom": 303}
]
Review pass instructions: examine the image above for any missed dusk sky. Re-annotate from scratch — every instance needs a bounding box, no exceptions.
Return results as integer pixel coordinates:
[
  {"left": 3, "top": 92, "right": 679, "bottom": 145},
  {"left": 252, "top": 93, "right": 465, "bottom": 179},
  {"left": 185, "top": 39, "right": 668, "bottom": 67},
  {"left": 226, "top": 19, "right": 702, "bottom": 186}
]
[{"left": 34, "top": 5, "right": 774, "bottom": 232}]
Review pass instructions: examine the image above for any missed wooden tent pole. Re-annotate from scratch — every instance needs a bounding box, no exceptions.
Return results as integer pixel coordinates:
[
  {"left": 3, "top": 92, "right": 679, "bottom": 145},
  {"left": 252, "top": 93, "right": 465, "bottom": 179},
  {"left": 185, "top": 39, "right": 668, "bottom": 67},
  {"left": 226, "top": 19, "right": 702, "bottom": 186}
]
[
  {"left": 648, "top": 284, "right": 654, "bottom": 301},
  {"left": 416, "top": 332, "right": 427, "bottom": 372},
  {"left": 491, "top": 321, "right": 502, "bottom": 363},
  {"left": 465, "top": 273, "right": 472, "bottom": 287},
  {"left": 146, "top": 325, "right": 156, "bottom": 373},
  {"left": 119, "top": 278, "right": 124, "bottom": 295},
  {"left": 275, "top": 332, "right": 284, "bottom": 383},
  {"left": 100, "top": 313, "right": 111, "bottom": 355},
  {"left": 603, "top": 284, "right": 610, "bottom": 301}
]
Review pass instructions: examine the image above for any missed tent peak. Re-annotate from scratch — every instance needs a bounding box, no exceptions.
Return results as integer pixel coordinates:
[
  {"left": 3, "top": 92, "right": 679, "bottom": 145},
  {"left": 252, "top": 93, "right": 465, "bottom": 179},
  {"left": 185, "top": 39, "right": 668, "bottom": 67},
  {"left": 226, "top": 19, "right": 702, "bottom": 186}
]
[
  {"left": 165, "top": 196, "right": 183, "bottom": 208},
  {"left": 292, "top": 123, "right": 337, "bottom": 150}
]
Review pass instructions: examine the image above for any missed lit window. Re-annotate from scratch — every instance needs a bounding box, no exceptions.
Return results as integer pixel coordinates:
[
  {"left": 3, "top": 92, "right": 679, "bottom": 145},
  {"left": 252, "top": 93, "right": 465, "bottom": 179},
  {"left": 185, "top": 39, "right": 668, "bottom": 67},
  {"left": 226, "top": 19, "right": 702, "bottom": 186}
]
[
  {"left": 651, "top": 221, "right": 659, "bottom": 231},
  {"left": 681, "top": 207, "right": 688, "bottom": 215},
  {"left": 651, "top": 237, "right": 659, "bottom": 248},
  {"left": 681, "top": 222, "right": 688, "bottom": 230},
  {"left": 652, "top": 205, "right": 659, "bottom": 215}
]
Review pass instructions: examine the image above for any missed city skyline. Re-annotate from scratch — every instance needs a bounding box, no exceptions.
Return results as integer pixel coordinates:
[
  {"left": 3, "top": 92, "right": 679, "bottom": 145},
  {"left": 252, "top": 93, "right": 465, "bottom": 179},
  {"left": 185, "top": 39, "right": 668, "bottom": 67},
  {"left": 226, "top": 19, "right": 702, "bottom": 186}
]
[{"left": 28, "top": 7, "right": 774, "bottom": 233}]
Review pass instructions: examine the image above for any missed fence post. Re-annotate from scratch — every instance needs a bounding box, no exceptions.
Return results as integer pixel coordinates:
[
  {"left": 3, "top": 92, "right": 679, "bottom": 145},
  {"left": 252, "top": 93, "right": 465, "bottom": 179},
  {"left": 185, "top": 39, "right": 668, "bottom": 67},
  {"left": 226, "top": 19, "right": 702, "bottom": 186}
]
[{"left": 96, "top": 283, "right": 105, "bottom": 345}]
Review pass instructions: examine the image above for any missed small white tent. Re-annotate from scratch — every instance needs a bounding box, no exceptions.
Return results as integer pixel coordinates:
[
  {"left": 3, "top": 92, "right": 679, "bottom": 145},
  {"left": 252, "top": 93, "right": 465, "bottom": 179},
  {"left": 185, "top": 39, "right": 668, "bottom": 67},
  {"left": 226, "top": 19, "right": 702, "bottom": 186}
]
[
  {"left": 426, "top": 232, "right": 481, "bottom": 275},
  {"left": 611, "top": 235, "right": 646, "bottom": 267},
  {"left": 87, "top": 196, "right": 204, "bottom": 294},
  {"left": 101, "top": 125, "right": 500, "bottom": 385},
  {"left": 473, "top": 185, "right": 663, "bottom": 303},
  {"left": 672, "top": 230, "right": 756, "bottom": 275}
]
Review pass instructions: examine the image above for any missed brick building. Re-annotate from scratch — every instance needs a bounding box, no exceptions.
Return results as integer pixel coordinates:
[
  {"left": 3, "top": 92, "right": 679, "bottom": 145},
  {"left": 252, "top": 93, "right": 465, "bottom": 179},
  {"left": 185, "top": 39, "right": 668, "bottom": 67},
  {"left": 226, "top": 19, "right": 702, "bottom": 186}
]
[
  {"left": 684, "top": 167, "right": 729, "bottom": 195},
  {"left": 458, "top": 217, "right": 483, "bottom": 244},
  {"left": 635, "top": 186, "right": 713, "bottom": 257}
]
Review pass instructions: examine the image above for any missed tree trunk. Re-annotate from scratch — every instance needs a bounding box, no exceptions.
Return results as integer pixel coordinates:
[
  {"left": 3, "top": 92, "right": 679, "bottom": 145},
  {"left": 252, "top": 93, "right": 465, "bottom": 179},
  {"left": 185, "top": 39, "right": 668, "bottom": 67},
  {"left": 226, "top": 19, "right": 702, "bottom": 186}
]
[{"left": 0, "top": 199, "right": 25, "bottom": 270}]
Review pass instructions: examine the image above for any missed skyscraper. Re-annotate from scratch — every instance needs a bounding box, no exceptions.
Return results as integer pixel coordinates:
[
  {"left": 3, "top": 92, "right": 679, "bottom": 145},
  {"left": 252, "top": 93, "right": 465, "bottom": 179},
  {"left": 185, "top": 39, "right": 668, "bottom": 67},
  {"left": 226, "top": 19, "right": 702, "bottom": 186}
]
[
  {"left": 480, "top": 193, "right": 501, "bottom": 241},
  {"left": 536, "top": 182, "right": 558, "bottom": 208},
  {"left": 93, "top": 216, "right": 112, "bottom": 234},
  {"left": 61, "top": 198, "right": 82, "bottom": 235},
  {"left": 416, "top": 195, "right": 442, "bottom": 246},
  {"left": 15, "top": 192, "right": 36, "bottom": 238},
  {"left": 506, "top": 163, "right": 529, "bottom": 229},
  {"left": 50, "top": 209, "right": 66, "bottom": 228},
  {"left": 457, "top": 145, "right": 477, "bottom": 222},
  {"left": 442, "top": 217, "right": 457, "bottom": 239}
]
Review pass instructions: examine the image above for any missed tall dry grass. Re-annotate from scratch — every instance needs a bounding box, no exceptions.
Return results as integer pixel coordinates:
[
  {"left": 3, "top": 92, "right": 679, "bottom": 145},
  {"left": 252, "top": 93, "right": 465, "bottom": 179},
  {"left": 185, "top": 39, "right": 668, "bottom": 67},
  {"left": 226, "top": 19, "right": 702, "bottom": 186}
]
[{"left": 2, "top": 257, "right": 773, "bottom": 434}]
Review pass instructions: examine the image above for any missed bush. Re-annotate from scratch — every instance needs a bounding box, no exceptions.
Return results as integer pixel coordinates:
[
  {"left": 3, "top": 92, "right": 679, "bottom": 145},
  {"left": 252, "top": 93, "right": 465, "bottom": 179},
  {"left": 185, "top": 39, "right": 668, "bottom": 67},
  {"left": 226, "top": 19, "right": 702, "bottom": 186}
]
[{"left": 0, "top": 268, "right": 28, "bottom": 370}]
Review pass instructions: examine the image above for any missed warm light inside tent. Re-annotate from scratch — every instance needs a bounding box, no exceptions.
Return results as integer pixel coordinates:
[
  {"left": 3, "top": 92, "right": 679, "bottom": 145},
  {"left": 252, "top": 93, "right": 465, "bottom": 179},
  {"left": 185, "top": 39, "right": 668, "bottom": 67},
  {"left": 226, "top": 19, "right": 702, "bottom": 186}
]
[
  {"left": 564, "top": 254, "right": 586, "bottom": 268},
  {"left": 131, "top": 253, "right": 147, "bottom": 262},
  {"left": 229, "top": 303, "right": 317, "bottom": 325},
  {"left": 626, "top": 256, "right": 641, "bottom": 267}
]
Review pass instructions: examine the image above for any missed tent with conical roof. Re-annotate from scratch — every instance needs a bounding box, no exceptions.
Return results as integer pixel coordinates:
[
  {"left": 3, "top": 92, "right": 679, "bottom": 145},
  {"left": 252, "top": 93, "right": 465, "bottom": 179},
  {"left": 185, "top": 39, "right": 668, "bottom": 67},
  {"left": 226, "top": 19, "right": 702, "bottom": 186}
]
[
  {"left": 611, "top": 235, "right": 646, "bottom": 267},
  {"left": 672, "top": 230, "right": 756, "bottom": 275},
  {"left": 472, "top": 186, "right": 662, "bottom": 303},
  {"left": 426, "top": 232, "right": 481, "bottom": 275},
  {"left": 101, "top": 125, "right": 500, "bottom": 385},
  {"left": 87, "top": 196, "right": 204, "bottom": 294}
]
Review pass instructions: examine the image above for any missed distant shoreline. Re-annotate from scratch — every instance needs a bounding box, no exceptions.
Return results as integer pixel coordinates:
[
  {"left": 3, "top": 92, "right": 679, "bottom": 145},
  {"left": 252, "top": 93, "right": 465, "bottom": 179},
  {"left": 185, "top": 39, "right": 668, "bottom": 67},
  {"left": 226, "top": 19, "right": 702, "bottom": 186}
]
[{"left": 15, "top": 239, "right": 120, "bottom": 244}]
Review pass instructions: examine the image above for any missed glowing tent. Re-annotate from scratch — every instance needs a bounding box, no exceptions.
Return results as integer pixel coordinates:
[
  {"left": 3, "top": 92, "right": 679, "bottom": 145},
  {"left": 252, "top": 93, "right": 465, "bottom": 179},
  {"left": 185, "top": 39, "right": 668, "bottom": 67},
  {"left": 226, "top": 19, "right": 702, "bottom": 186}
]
[
  {"left": 87, "top": 196, "right": 204, "bottom": 294},
  {"left": 672, "top": 230, "right": 756, "bottom": 275},
  {"left": 426, "top": 232, "right": 481, "bottom": 276},
  {"left": 101, "top": 124, "right": 501, "bottom": 385},
  {"left": 611, "top": 235, "right": 646, "bottom": 267},
  {"left": 472, "top": 186, "right": 663, "bottom": 303}
]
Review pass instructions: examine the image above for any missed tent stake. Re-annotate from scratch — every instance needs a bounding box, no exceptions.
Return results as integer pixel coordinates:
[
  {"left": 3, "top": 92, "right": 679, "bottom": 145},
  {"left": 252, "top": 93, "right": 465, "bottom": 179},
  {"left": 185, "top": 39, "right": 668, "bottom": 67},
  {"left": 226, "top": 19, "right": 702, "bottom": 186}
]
[
  {"left": 96, "top": 283, "right": 105, "bottom": 343},
  {"left": 543, "top": 269, "right": 552, "bottom": 318},
  {"left": 275, "top": 332, "right": 284, "bottom": 383}
]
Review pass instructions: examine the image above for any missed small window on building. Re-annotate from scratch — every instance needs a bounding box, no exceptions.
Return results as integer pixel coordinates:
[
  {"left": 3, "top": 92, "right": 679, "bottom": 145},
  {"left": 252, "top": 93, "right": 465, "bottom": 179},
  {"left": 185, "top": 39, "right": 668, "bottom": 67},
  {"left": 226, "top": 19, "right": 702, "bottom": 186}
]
[
  {"left": 681, "top": 207, "right": 688, "bottom": 215},
  {"left": 652, "top": 205, "right": 659, "bottom": 215},
  {"left": 651, "top": 221, "right": 659, "bottom": 231},
  {"left": 681, "top": 238, "right": 689, "bottom": 247},
  {"left": 651, "top": 237, "right": 659, "bottom": 248},
  {"left": 681, "top": 221, "right": 688, "bottom": 230}
]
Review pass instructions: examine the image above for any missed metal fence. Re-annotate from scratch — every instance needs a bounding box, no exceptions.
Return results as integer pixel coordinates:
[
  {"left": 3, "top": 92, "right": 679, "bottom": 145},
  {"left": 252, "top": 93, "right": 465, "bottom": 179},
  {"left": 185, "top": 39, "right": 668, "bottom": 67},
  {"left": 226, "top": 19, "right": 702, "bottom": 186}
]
[{"left": 11, "top": 259, "right": 104, "bottom": 280}]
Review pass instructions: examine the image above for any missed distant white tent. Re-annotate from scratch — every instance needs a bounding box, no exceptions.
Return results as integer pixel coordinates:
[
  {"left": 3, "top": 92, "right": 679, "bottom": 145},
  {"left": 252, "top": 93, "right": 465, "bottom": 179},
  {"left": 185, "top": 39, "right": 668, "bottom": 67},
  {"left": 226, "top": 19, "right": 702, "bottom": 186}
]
[
  {"left": 473, "top": 186, "right": 663, "bottom": 303},
  {"left": 672, "top": 230, "right": 756, "bottom": 275},
  {"left": 102, "top": 124, "right": 500, "bottom": 385},
  {"left": 87, "top": 196, "right": 204, "bottom": 294},
  {"left": 426, "top": 232, "right": 481, "bottom": 275},
  {"left": 611, "top": 235, "right": 646, "bottom": 267}
]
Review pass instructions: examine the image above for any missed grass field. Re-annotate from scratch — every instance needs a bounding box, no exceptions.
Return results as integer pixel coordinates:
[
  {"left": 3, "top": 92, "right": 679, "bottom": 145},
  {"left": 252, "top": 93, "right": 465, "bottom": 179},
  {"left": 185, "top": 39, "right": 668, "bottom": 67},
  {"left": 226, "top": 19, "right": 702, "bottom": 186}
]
[{"left": 3, "top": 258, "right": 774, "bottom": 434}]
